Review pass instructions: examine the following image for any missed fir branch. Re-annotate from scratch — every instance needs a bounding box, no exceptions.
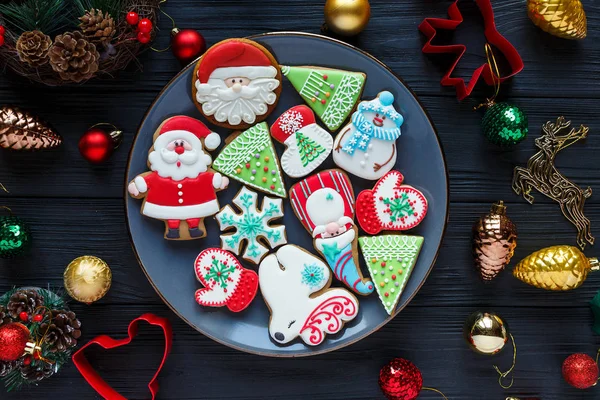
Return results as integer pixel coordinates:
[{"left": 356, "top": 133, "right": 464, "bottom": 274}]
[
  {"left": 0, "top": 0, "right": 72, "bottom": 36},
  {"left": 0, "top": 287, "right": 18, "bottom": 307},
  {"left": 73, "top": 0, "right": 126, "bottom": 20}
]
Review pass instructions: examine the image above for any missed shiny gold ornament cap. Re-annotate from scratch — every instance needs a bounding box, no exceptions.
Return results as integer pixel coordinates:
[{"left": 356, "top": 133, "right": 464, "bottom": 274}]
[
  {"left": 464, "top": 311, "right": 509, "bottom": 355},
  {"left": 64, "top": 255, "right": 112, "bottom": 304},
  {"left": 527, "top": 0, "right": 587, "bottom": 40},
  {"left": 490, "top": 200, "right": 506, "bottom": 215},
  {"left": 324, "top": 0, "right": 371, "bottom": 36}
]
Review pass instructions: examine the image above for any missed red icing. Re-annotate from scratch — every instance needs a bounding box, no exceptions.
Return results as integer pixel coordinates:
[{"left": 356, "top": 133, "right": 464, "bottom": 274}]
[
  {"left": 270, "top": 105, "right": 316, "bottom": 143},
  {"left": 159, "top": 115, "right": 211, "bottom": 138},
  {"left": 299, "top": 295, "right": 358, "bottom": 345},
  {"left": 141, "top": 171, "right": 216, "bottom": 208},
  {"left": 197, "top": 40, "right": 273, "bottom": 83}
]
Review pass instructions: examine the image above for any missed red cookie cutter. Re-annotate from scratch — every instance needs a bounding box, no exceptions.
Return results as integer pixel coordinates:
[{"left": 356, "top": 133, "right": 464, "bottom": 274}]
[
  {"left": 418, "top": 0, "right": 524, "bottom": 100},
  {"left": 73, "top": 314, "right": 173, "bottom": 400}
]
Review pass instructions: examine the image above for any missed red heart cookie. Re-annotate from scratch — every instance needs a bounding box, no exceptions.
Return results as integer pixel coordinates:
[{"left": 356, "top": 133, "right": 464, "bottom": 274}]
[{"left": 356, "top": 170, "right": 428, "bottom": 235}]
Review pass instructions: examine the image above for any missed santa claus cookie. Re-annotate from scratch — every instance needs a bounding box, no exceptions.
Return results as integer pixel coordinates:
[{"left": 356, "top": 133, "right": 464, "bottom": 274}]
[
  {"left": 333, "top": 91, "right": 404, "bottom": 180},
  {"left": 193, "top": 39, "right": 282, "bottom": 129},
  {"left": 194, "top": 248, "right": 258, "bottom": 312},
  {"left": 259, "top": 244, "right": 359, "bottom": 346},
  {"left": 356, "top": 170, "right": 428, "bottom": 235},
  {"left": 358, "top": 235, "right": 423, "bottom": 315},
  {"left": 289, "top": 169, "right": 374, "bottom": 296},
  {"left": 216, "top": 186, "right": 287, "bottom": 265},
  {"left": 271, "top": 105, "right": 333, "bottom": 178},
  {"left": 281, "top": 65, "right": 366, "bottom": 132},
  {"left": 213, "top": 122, "right": 286, "bottom": 198},
  {"left": 127, "top": 116, "right": 227, "bottom": 240}
]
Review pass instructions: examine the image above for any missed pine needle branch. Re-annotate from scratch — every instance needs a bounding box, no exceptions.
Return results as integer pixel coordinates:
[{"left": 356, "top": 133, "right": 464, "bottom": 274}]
[{"left": 0, "top": 0, "right": 72, "bottom": 36}]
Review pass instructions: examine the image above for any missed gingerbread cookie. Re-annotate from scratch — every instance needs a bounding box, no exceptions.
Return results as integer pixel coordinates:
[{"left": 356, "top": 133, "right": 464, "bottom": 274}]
[
  {"left": 259, "top": 244, "right": 359, "bottom": 346},
  {"left": 127, "top": 116, "right": 227, "bottom": 240},
  {"left": 358, "top": 235, "right": 423, "bottom": 315},
  {"left": 289, "top": 169, "right": 374, "bottom": 296},
  {"left": 281, "top": 65, "right": 366, "bottom": 132},
  {"left": 356, "top": 170, "right": 428, "bottom": 234},
  {"left": 193, "top": 39, "right": 282, "bottom": 129},
  {"left": 333, "top": 91, "right": 404, "bottom": 180},
  {"left": 215, "top": 186, "right": 287, "bottom": 264},
  {"left": 194, "top": 248, "right": 258, "bottom": 312}
]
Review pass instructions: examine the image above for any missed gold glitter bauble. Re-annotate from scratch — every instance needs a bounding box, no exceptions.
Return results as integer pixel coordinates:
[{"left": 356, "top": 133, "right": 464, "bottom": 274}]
[
  {"left": 464, "top": 311, "right": 509, "bottom": 355},
  {"left": 64, "top": 256, "right": 112, "bottom": 304},
  {"left": 527, "top": 0, "right": 587, "bottom": 40},
  {"left": 324, "top": 0, "right": 370, "bottom": 36}
]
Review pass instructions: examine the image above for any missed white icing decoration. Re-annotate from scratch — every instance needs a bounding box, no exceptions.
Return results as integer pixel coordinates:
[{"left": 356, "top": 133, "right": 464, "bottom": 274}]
[
  {"left": 194, "top": 248, "right": 242, "bottom": 306},
  {"left": 279, "top": 122, "right": 333, "bottom": 178}
]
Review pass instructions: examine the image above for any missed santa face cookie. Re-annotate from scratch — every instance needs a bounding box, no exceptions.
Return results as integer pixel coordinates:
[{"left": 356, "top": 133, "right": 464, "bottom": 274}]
[
  {"left": 127, "top": 116, "right": 228, "bottom": 240},
  {"left": 289, "top": 169, "right": 374, "bottom": 296},
  {"left": 195, "top": 248, "right": 258, "bottom": 312},
  {"left": 216, "top": 186, "right": 287, "bottom": 264},
  {"left": 212, "top": 122, "right": 286, "bottom": 197},
  {"left": 259, "top": 245, "right": 359, "bottom": 346},
  {"left": 333, "top": 91, "right": 404, "bottom": 180},
  {"left": 281, "top": 65, "right": 366, "bottom": 132},
  {"left": 271, "top": 105, "right": 333, "bottom": 178},
  {"left": 356, "top": 170, "right": 428, "bottom": 234},
  {"left": 358, "top": 235, "right": 423, "bottom": 315},
  {"left": 193, "top": 39, "right": 282, "bottom": 129}
]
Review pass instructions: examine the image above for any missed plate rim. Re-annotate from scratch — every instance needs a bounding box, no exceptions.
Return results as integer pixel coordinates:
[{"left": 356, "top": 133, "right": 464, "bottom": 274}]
[{"left": 124, "top": 31, "right": 450, "bottom": 358}]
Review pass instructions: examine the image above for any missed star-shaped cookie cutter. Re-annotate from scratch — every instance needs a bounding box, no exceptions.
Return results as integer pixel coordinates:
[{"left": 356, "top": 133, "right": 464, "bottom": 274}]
[{"left": 418, "top": 0, "right": 524, "bottom": 100}]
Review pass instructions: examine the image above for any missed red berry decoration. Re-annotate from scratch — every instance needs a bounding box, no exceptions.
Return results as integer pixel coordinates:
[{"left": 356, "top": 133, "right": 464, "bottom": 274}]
[
  {"left": 33, "top": 314, "right": 43, "bottom": 322},
  {"left": 379, "top": 358, "right": 423, "bottom": 400},
  {"left": 79, "top": 123, "right": 123, "bottom": 164},
  {"left": 562, "top": 353, "right": 599, "bottom": 389},
  {"left": 0, "top": 36, "right": 5, "bottom": 47},
  {"left": 137, "top": 31, "right": 151, "bottom": 44},
  {"left": 19, "top": 311, "right": 28, "bottom": 321},
  {"left": 126, "top": 11, "right": 139, "bottom": 26},
  {"left": 137, "top": 18, "right": 153, "bottom": 34},
  {"left": 171, "top": 28, "right": 206, "bottom": 64},
  {"left": 0, "top": 323, "right": 31, "bottom": 362}
]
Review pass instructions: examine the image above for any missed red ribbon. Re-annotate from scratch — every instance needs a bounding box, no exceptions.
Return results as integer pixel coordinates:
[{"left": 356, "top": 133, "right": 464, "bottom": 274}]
[{"left": 72, "top": 314, "right": 172, "bottom": 400}]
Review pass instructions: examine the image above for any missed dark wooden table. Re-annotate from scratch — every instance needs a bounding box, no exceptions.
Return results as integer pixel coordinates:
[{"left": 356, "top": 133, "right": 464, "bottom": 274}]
[{"left": 1, "top": 1, "right": 599, "bottom": 399}]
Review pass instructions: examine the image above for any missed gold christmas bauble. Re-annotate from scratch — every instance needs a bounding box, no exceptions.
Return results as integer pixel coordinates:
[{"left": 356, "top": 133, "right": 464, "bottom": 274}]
[
  {"left": 64, "top": 255, "right": 112, "bottom": 304},
  {"left": 527, "top": 0, "right": 587, "bottom": 40},
  {"left": 324, "top": 0, "right": 371, "bottom": 36},
  {"left": 464, "top": 311, "right": 509, "bottom": 355}
]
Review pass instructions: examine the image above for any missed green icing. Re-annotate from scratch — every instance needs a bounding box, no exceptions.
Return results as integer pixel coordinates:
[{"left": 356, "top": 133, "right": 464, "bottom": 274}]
[
  {"left": 296, "top": 131, "right": 326, "bottom": 167},
  {"left": 281, "top": 65, "right": 365, "bottom": 131},
  {"left": 358, "top": 235, "right": 423, "bottom": 315}
]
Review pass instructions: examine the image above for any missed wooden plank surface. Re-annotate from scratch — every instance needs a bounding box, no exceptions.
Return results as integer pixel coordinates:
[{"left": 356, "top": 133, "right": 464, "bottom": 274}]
[{"left": 1, "top": 0, "right": 600, "bottom": 399}]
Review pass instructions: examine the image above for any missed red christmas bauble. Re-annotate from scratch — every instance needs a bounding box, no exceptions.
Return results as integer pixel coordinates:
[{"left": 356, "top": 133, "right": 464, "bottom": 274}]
[
  {"left": 171, "top": 28, "right": 206, "bottom": 64},
  {"left": 0, "top": 323, "right": 30, "bottom": 362},
  {"left": 79, "top": 124, "right": 122, "bottom": 164},
  {"left": 126, "top": 12, "right": 139, "bottom": 26},
  {"left": 562, "top": 353, "right": 599, "bottom": 389},
  {"left": 379, "top": 358, "right": 423, "bottom": 400}
]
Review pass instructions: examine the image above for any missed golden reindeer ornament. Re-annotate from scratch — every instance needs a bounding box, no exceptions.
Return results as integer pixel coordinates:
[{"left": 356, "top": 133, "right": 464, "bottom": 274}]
[{"left": 512, "top": 117, "right": 592, "bottom": 249}]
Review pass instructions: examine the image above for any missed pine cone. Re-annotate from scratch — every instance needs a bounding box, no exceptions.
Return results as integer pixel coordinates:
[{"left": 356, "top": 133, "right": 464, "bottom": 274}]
[
  {"left": 49, "top": 31, "right": 100, "bottom": 83},
  {"left": 0, "top": 305, "right": 12, "bottom": 326},
  {"left": 0, "top": 360, "right": 18, "bottom": 377},
  {"left": 19, "top": 361, "right": 55, "bottom": 382},
  {"left": 79, "top": 9, "right": 115, "bottom": 47},
  {"left": 16, "top": 30, "right": 52, "bottom": 67},
  {"left": 7, "top": 289, "right": 44, "bottom": 319},
  {"left": 41, "top": 309, "right": 82, "bottom": 352}
]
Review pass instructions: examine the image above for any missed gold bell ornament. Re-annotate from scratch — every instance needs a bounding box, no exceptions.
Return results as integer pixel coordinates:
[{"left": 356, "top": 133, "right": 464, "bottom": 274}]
[
  {"left": 527, "top": 0, "right": 587, "bottom": 40},
  {"left": 64, "top": 256, "right": 112, "bottom": 304},
  {"left": 324, "top": 0, "right": 371, "bottom": 36},
  {"left": 513, "top": 245, "right": 599, "bottom": 291}
]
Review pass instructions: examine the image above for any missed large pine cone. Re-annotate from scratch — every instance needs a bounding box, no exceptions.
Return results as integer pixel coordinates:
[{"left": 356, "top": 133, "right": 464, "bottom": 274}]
[
  {"left": 41, "top": 309, "right": 82, "bottom": 352},
  {"left": 49, "top": 31, "right": 100, "bottom": 83},
  {"left": 7, "top": 289, "right": 44, "bottom": 319},
  {"left": 0, "top": 305, "right": 12, "bottom": 326},
  {"left": 19, "top": 361, "right": 55, "bottom": 382},
  {"left": 79, "top": 9, "right": 115, "bottom": 47},
  {"left": 16, "top": 30, "right": 52, "bottom": 67},
  {"left": 0, "top": 360, "right": 18, "bottom": 377}
]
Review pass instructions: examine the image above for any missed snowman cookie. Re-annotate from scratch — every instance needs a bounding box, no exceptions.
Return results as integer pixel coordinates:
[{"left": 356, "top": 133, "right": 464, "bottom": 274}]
[
  {"left": 333, "top": 91, "right": 404, "bottom": 180},
  {"left": 259, "top": 244, "right": 359, "bottom": 346},
  {"left": 271, "top": 105, "right": 333, "bottom": 178}
]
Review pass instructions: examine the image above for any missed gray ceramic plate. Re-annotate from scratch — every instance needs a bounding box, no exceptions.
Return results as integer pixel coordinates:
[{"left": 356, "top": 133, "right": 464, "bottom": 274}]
[{"left": 125, "top": 32, "right": 448, "bottom": 357}]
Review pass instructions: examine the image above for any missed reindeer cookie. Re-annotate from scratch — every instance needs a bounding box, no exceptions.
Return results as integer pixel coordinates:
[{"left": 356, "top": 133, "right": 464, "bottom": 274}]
[{"left": 259, "top": 245, "right": 359, "bottom": 346}]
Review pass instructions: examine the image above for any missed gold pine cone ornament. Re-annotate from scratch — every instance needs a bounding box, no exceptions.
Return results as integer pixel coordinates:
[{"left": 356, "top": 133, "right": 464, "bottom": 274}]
[
  {"left": 513, "top": 245, "right": 598, "bottom": 290},
  {"left": 64, "top": 256, "right": 112, "bottom": 304},
  {"left": 527, "top": 0, "right": 587, "bottom": 40}
]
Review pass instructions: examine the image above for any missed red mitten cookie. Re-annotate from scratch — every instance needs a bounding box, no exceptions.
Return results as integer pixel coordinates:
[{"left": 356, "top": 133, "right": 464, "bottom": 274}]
[
  {"left": 194, "top": 248, "right": 258, "bottom": 312},
  {"left": 356, "top": 170, "right": 428, "bottom": 235}
]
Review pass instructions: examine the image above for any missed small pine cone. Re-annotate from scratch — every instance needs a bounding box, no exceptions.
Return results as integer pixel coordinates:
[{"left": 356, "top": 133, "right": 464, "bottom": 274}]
[
  {"left": 0, "top": 360, "right": 18, "bottom": 377},
  {"left": 16, "top": 30, "right": 52, "bottom": 67},
  {"left": 79, "top": 9, "right": 115, "bottom": 47},
  {"left": 41, "top": 309, "right": 82, "bottom": 352},
  {"left": 19, "top": 361, "right": 55, "bottom": 382},
  {"left": 0, "top": 305, "right": 12, "bottom": 326},
  {"left": 49, "top": 31, "right": 100, "bottom": 83},
  {"left": 7, "top": 289, "right": 44, "bottom": 319}
]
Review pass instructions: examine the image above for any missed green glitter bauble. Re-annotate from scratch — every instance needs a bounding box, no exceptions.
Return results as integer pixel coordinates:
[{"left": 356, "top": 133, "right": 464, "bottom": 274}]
[
  {"left": 0, "top": 216, "right": 31, "bottom": 258},
  {"left": 482, "top": 102, "right": 528, "bottom": 146}
]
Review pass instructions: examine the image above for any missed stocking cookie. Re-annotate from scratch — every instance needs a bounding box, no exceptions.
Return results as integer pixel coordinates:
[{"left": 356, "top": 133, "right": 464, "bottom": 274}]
[
  {"left": 358, "top": 235, "right": 423, "bottom": 315},
  {"left": 212, "top": 122, "right": 286, "bottom": 198},
  {"left": 356, "top": 170, "right": 428, "bottom": 234},
  {"left": 194, "top": 248, "right": 258, "bottom": 312},
  {"left": 127, "top": 116, "right": 227, "bottom": 240},
  {"left": 216, "top": 186, "right": 287, "bottom": 264},
  {"left": 259, "top": 244, "right": 359, "bottom": 346},
  {"left": 281, "top": 65, "right": 365, "bottom": 132},
  {"left": 289, "top": 169, "right": 374, "bottom": 296},
  {"left": 193, "top": 39, "right": 282, "bottom": 129},
  {"left": 333, "top": 91, "right": 404, "bottom": 180},
  {"left": 271, "top": 105, "right": 333, "bottom": 178}
]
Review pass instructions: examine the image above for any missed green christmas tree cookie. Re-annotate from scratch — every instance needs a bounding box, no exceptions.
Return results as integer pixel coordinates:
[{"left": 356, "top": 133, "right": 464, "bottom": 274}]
[
  {"left": 358, "top": 235, "right": 424, "bottom": 315},
  {"left": 296, "top": 131, "right": 326, "bottom": 167},
  {"left": 280, "top": 65, "right": 366, "bottom": 132},
  {"left": 213, "top": 122, "right": 286, "bottom": 198}
]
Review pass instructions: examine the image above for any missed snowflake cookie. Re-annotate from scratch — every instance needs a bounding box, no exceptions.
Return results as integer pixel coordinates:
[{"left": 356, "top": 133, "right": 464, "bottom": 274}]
[
  {"left": 194, "top": 248, "right": 259, "bottom": 312},
  {"left": 216, "top": 186, "right": 287, "bottom": 264}
]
